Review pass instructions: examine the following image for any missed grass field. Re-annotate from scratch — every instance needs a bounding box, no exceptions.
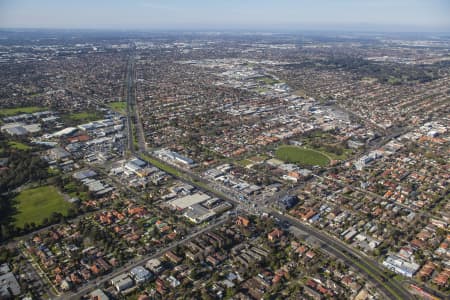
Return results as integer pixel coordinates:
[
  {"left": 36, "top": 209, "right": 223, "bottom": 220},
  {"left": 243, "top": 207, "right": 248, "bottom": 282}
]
[
  {"left": 237, "top": 159, "right": 253, "bottom": 167},
  {"left": 318, "top": 147, "right": 352, "bottom": 161},
  {"left": 8, "top": 141, "right": 32, "bottom": 151},
  {"left": 275, "top": 145, "right": 330, "bottom": 167},
  {"left": 140, "top": 154, "right": 182, "bottom": 177},
  {"left": 0, "top": 106, "right": 46, "bottom": 116},
  {"left": 14, "top": 186, "right": 72, "bottom": 228},
  {"left": 108, "top": 101, "right": 127, "bottom": 114},
  {"left": 67, "top": 112, "right": 101, "bottom": 121},
  {"left": 60, "top": 111, "right": 102, "bottom": 126}
]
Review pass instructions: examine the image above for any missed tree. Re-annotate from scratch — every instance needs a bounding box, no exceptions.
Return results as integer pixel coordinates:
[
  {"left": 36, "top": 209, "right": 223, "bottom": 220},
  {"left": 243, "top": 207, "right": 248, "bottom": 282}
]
[
  {"left": 50, "top": 212, "right": 62, "bottom": 223},
  {"left": 225, "top": 287, "right": 236, "bottom": 298},
  {"left": 0, "top": 225, "right": 10, "bottom": 241},
  {"left": 0, "top": 151, "right": 49, "bottom": 192}
]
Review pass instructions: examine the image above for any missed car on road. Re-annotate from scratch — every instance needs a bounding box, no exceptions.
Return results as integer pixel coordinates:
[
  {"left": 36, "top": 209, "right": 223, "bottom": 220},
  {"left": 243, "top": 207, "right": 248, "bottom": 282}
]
[{"left": 280, "top": 221, "right": 290, "bottom": 229}]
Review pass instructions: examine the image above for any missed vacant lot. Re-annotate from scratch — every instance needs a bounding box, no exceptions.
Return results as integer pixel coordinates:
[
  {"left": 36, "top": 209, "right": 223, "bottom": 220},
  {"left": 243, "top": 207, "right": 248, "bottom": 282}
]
[
  {"left": 0, "top": 106, "right": 46, "bottom": 116},
  {"left": 108, "top": 101, "right": 127, "bottom": 114},
  {"left": 275, "top": 145, "right": 330, "bottom": 167},
  {"left": 14, "top": 186, "right": 72, "bottom": 228}
]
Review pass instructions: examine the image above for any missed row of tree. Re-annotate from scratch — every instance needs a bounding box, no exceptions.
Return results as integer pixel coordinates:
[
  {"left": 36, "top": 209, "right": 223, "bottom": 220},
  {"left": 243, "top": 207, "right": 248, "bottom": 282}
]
[{"left": 0, "top": 150, "right": 49, "bottom": 193}]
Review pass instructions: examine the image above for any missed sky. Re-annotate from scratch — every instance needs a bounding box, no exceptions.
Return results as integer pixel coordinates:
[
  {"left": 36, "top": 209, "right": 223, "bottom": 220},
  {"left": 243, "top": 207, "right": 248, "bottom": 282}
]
[{"left": 0, "top": 0, "right": 449, "bottom": 32}]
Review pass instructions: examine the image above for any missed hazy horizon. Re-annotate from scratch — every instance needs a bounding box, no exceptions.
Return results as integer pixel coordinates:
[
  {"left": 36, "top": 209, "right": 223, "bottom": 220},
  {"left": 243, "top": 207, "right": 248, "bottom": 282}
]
[{"left": 1, "top": 0, "right": 449, "bottom": 33}]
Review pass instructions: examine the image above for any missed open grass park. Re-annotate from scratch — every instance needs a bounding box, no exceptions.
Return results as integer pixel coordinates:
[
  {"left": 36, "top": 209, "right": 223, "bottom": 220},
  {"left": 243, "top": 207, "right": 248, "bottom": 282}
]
[
  {"left": 275, "top": 145, "right": 330, "bottom": 167},
  {"left": 8, "top": 141, "right": 32, "bottom": 151},
  {"left": 108, "top": 101, "right": 127, "bottom": 114},
  {"left": 0, "top": 106, "right": 46, "bottom": 116},
  {"left": 67, "top": 111, "right": 101, "bottom": 121},
  {"left": 13, "top": 185, "right": 73, "bottom": 228}
]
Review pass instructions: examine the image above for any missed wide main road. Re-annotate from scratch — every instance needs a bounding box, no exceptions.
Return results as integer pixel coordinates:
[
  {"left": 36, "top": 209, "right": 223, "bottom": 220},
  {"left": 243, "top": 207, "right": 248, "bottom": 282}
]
[
  {"left": 125, "top": 51, "right": 147, "bottom": 155},
  {"left": 125, "top": 55, "right": 135, "bottom": 154},
  {"left": 135, "top": 151, "right": 413, "bottom": 300},
  {"left": 137, "top": 152, "right": 413, "bottom": 299},
  {"left": 62, "top": 215, "right": 230, "bottom": 300},
  {"left": 269, "top": 210, "right": 413, "bottom": 300}
]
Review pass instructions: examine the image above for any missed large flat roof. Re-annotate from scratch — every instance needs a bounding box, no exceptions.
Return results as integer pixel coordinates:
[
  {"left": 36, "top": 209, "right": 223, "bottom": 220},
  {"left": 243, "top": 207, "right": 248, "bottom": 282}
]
[{"left": 169, "top": 192, "right": 210, "bottom": 210}]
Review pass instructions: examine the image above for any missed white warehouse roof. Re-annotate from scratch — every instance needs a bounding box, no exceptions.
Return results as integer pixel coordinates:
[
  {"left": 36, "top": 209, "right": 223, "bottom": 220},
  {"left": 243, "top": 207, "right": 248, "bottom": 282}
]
[{"left": 169, "top": 192, "right": 210, "bottom": 210}]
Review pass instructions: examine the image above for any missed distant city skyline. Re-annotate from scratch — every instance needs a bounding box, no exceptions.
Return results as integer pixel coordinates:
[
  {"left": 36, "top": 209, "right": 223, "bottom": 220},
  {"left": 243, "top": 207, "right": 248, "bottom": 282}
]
[{"left": 0, "top": 0, "right": 449, "bottom": 32}]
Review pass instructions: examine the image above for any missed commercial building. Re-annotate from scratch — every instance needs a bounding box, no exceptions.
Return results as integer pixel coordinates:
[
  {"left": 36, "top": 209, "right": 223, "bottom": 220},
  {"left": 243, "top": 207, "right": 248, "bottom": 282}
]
[
  {"left": 183, "top": 204, "right": 216, "bottom": 224},
  {"left": 0, "top": 264, "right": 21, "bottom": 298},
  {"left": 146, "top": 259, "right": 164, "bottom": 274},
  {"left": 382, "top": 255, "right": 420, "bottom": 278},
  {"left": 130, "top": 266, "right": 153, "bottom": 284},
  {"left": 48, "top": 147, "right": 71, "bottom": 161},
  {"left": 278, "top": 195, "right": 299, "bottom": 210},
  {"left": 73, "top": 169, "right": 97, "bottom": 180},
  {"left": 89, "top": 289, "right": 109, "bottom": 300},
  {"left": 154, "top": 148, "right": 194, "bottom": 166},
  {"left": 111, "top": 273, "right": 134, "bottom": 292},
  {"left": 169, "top": 192, "right": 211, "bottom": 210},
  {"left": 0, "top": 122, "right": 41, "bottom": 135}
]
